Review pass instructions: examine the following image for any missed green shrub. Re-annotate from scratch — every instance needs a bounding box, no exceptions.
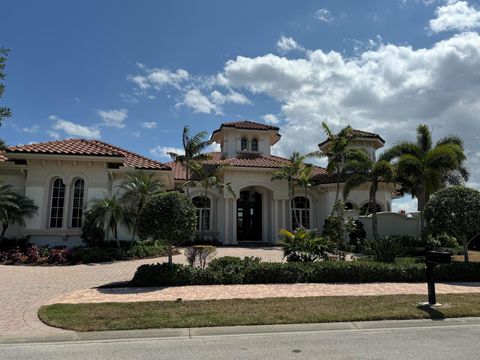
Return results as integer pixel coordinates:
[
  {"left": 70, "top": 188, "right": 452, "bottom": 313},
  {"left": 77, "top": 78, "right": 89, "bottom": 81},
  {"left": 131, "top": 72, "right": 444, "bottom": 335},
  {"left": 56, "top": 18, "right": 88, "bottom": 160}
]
[
  {"left": 279, "top": 227, "right": 334, "bottom": 262},
  {"left": 131, "top": 256, "right": 480, "bottom": 287},
  {"left": 81, "top": 210, "right": 105, "bottom": 247},
  {"left": 184, "top": 245, "right": 217, "bottom": 269},
  {"left": 426, "top": 233, "right": 463, "bottom": 254},
  {"left": 362, "top": 236, "right": 405, "bottom": 262}
]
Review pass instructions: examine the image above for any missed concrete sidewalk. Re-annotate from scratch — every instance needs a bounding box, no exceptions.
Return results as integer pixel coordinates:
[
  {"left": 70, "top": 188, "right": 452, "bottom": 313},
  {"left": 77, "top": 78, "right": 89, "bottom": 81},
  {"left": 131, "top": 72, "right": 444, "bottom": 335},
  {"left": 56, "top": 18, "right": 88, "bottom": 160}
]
[
  {"left": 2, "top": 317, "right": 480, "bottom": 345},
  {"left": 47, "top": 282, "right": 480, "bottom": 305}
]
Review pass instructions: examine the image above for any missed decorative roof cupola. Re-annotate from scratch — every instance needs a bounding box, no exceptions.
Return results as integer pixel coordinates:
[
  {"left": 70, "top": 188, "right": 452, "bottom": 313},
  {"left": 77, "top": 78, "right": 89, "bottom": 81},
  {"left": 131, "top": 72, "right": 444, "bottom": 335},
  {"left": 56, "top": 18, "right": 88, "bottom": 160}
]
[
  {"left": 210, "top": 120, "right": 281, "bottom": 158},
  {"left": 318, "top": 129, "right": 385, "bottom": 161}
]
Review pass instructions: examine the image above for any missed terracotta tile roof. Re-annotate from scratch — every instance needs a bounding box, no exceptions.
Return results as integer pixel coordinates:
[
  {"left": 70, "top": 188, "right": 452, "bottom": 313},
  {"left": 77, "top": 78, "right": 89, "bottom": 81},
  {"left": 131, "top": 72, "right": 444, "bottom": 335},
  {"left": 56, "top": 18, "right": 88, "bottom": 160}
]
[
  {"left": 220, "top": 120, "right": 279, "bottom": 131},
  {"left": 319, "top": 129, "right": 385, "bottom": 148},
  {"left": 1, "top": 139, "right": 171, "bottom": 170},
  {"left": 168, "top": 152, "right": 327, "bottom": 180}
]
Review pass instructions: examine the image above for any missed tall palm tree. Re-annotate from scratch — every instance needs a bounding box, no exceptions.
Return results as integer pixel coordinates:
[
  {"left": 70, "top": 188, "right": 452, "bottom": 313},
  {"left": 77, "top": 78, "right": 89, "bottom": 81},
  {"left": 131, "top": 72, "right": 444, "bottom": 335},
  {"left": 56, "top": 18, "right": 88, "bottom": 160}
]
[
  {"left": 383, "top": 124, "right": 468, "bottom": 234},
  {"left": 310, "top": 122, "right": 358, "bottom": 204},
  {"left": 184, "top": 162, "right": 235, "bottom": 240},
  {"left": 342, "top": 152, "right": 394, "bottom": 240},
  {"left": 0, "top": 180, "right": 38, "bottom": 243},
  {"left": 168, "top": 125, "right": 212, "bottom": 196},
  {"left": 120, "top": 172, "right": 164, "bottom": 241},
  {"left": 89, "top": 194, "right": 127, "bottom": 248},
  {"left": 297, "top": 164, "right": 313, "bottom": 200},
  {"left": 272, "top": 151, "right": 308, "bottom": 228}
]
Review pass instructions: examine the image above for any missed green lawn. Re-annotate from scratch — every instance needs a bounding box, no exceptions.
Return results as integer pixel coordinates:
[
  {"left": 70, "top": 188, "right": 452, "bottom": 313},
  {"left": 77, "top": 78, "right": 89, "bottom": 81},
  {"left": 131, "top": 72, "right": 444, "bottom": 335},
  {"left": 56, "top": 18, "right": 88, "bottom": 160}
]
[{"left": 39, "top": 293, "right": 480, "bottom": 332}]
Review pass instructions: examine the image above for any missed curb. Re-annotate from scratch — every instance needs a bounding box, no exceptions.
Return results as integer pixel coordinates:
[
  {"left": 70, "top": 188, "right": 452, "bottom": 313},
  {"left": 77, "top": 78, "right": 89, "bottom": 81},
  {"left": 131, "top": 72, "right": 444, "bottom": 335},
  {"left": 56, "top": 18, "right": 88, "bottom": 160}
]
[{"left": 2, "top": 317, "right": 480, "bottom": 345}]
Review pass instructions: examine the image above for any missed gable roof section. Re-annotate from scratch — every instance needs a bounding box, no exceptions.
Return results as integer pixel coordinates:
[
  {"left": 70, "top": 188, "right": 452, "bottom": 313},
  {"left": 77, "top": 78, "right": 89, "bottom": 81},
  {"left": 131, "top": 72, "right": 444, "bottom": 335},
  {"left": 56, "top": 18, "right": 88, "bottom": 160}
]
[
  {"left": 219, "top": 120, "right": 280, "bottom": 131},
  {"left": 168, "top": 152, "right": 327, "bottom": 180},
  {"left": 318, "top": 129, "right": 385, "bottom": 148},
  {"left": 2, "top": 139, "right": 171, "bottom": 170}
]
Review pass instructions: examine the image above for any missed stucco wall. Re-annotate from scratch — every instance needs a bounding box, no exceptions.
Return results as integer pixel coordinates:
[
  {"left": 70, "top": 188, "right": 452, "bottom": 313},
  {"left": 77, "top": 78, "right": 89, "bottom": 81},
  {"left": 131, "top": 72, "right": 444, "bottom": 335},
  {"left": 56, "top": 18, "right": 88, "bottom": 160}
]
[{"left": 355, "top": 212, "right": 421, "bottom": 240}]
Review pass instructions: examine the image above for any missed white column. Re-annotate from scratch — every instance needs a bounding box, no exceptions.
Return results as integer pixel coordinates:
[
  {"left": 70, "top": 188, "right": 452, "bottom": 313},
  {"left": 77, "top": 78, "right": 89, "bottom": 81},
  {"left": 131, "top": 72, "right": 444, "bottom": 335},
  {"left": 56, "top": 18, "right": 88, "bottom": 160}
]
[
  {"left": 224, "top": 198, "right": 229, "bottom": 244},
  {"left": 273, "top": 199, "right": 279, "bottom": 243},
  {"left": 232, "top": 198, "right": 238, "bottom": 244}
]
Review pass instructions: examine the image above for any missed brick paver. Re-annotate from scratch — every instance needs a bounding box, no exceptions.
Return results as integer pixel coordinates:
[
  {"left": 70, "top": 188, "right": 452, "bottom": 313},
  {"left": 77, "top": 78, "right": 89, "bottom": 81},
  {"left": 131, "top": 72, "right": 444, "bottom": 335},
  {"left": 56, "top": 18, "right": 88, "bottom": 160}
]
[
  {"left": 0, "top": 247, "right": 283, "bottom": 339},
  {"left": 47, "top": 283, "right": 480, "bottom": 305}
]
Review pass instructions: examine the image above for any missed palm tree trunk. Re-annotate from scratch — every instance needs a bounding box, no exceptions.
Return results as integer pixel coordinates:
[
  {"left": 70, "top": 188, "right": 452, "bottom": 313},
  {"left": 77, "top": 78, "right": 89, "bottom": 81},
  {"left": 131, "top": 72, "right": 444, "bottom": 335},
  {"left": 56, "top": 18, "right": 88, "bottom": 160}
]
[
  {"left": 114, "top": 227, "right": 120, "bottom": 248},
  {"left": 291, "top": 181, "right": 300, "bottom": 229},
  {"left": 335, "top": 168, "right": 340, "bottom": 204},
  {"left": 185, "top": 160, "right": 190, "bottom": 197},
  {"left": 202, "top": 185, "right": 208, "bottom": 242},
  {"left": 464, "top": 237, "right": 469, "bottom": 264},
  {"left": 167, "top": 244, "right": 174, "bottom": 271},
  {"left": 0, "top": 223, "right": 8, "bottom": 244},
  {"left": 370, "top": 182, "right": 379, "bottom": 241}
]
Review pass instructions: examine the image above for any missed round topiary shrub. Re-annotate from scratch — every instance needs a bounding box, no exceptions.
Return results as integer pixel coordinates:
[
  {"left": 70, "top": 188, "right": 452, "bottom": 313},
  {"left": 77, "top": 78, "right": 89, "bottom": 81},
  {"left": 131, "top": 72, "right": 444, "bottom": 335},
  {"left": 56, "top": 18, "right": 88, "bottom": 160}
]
[{"left": 137, "top": 191, "right": 197, "bottom": 267}]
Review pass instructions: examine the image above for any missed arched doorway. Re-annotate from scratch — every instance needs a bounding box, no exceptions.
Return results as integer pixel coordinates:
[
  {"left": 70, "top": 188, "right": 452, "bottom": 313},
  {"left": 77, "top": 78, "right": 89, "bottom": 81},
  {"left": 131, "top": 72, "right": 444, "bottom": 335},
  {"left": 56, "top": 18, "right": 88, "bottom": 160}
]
[{"left": 237, "top": 190, "right": 262, "bottom": 241}]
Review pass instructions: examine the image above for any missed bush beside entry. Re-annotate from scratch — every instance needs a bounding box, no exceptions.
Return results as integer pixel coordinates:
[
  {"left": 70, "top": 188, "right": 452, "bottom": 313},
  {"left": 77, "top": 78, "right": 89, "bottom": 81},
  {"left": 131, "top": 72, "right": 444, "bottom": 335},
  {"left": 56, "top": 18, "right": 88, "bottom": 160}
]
[{"left": 137, "top": 191, "right": 197, "bottom": 268}]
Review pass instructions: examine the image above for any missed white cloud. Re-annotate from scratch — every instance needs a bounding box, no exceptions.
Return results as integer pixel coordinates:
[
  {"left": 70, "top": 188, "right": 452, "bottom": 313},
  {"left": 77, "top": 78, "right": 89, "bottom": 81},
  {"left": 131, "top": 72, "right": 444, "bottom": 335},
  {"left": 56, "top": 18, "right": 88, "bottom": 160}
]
[
  {"left": 217, "top": 32, "right": 480, "bottom": 186},
  {"left": 429, "top": 0, "right": 480, "bottom": 33},
  {"left": 178, "top": 89, "right": 219, "bottom": 114},
  {"left": 128, "top": 67, "right": 189, "bottom": 90},
  {"left": 262, "top": 114, "right": 279, "bottom": 125},
  {"left": 46, "top": 130, "right": 60, "bottom": 139},
  {"left": 49, "top": 115, "right": 100, "bottom": 139},
  {"left": 392, "top": 196, "right": 418, "bottom": 213},
  {"left": 141, "top": 121, "right": 157, "bottom": 129},
  {"left": 22, "top": 125, "right": 40, "bottom": 134},
  {"left": 98, "top": 109, "right": 128, "bottom": 128},
  {"left": 210, "top": 89, "right": 251, "bottom": 105},
  {"left": 315, "top": 8, "right": 333, "bottom": 23},
  {"left": 149, "top": 146, "right": 184, "bottom": 161},
  {"left": 276, "top": 36, "right": 305, "bottom": 54}
]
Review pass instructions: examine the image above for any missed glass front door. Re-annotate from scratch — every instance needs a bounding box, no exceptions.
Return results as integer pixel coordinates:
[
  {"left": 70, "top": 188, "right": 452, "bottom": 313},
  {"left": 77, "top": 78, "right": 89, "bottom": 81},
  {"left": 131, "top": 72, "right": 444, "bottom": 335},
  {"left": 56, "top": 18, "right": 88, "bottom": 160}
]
[{"left": 237, "top": 190, "right": 262, "bottom": 241}]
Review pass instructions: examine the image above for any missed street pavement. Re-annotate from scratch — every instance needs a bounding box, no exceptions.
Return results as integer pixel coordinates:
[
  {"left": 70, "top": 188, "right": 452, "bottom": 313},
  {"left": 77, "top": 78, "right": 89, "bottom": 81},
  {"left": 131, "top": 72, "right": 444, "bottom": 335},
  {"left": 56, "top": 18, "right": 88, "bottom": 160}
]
[{"left": 1, "top": 319, "right": 479, "bottom": 359}]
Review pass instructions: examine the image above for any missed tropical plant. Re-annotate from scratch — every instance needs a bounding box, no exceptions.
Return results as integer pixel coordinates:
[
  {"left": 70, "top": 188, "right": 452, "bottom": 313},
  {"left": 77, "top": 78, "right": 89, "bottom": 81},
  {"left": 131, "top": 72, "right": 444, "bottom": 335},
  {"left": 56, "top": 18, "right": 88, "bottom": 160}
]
[
  {"left": 120, "top": 172, "right": 164, "bottom": 241},
  {"left": 424, "top": 186, "right": 480, "bottom": 263},
  {"left": 168, "top": 125, "right": 211, "bottom": 196},
  {"left": 310, "top": 122, "right": 357, "bottom": 204},
  {"left": 184, "top": 162, "right": 234, "bottom": 240},
  {"left": 342, "top": 151, "right": 394, "bottom": 240},
  {"left": 272, "top": 151, "right": 308, "bottom": 228},
  {"left": 322, "top": 200, "right": 355, "bottom": 251},
  {"left": 137, "top": 191, "right": 197, "bottom": 269},
  {"left": 279, "top": 227, "right": 334, "bottom": 262},
  {"left": 0, "top": 181, "right": 38, "bottom": 243},
  {"left": 362, "top": 236, "right": 405, "bottom": 263},
  {"left": 383, "top": 124, "right": 468, "bottom": 234},
  {"left": 89, "top": 194, "right": 128, "bottom": 248},
  {"left": 1, "top": 48, "right": 11, "bottom": 150}
]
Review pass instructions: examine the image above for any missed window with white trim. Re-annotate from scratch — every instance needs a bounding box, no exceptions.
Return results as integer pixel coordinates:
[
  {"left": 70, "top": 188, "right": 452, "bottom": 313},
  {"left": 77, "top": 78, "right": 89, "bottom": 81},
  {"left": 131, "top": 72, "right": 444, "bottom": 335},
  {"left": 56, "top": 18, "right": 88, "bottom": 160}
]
[
  {"left": 251, "top": 138, "right": 258, "bottom": 152},
  {"left": 192, "top": 196, "right": 211, "bottom": 231},
  {"left": 291, "top": 196, "right": 310, "bottom": 229},
  {"left": 71, "top": 178, "right": 85, "bottom": 228},
  {"left": 241, "top": 137, "right": 248, "bottom": 151},
  {"left": 49, "top": 178, "right": 65, "bottom": 228}
]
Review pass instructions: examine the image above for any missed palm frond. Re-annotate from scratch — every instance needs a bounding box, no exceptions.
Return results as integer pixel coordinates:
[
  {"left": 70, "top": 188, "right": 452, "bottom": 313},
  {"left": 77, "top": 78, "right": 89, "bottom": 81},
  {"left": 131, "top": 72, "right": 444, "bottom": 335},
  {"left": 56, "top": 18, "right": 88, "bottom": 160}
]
[{"left": 416, "top": 124, "right": 432, "bottom": 154}]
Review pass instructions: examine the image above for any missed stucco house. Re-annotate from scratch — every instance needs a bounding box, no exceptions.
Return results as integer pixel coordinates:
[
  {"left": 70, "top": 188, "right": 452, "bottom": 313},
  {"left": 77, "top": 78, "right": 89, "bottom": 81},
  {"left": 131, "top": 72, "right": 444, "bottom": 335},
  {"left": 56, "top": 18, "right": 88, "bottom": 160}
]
[{"left": 0, "top": 120, "right": 398, "bottom": 247}]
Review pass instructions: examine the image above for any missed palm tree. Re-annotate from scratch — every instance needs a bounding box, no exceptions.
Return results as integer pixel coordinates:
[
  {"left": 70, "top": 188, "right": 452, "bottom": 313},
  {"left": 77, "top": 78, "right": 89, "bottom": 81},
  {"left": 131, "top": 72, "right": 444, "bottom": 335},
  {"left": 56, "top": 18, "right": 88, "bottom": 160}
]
[
  {"left": 0, "top": 181, "right": 38, "bottom": 243},
  {"left": 89, "top": 194, "right": 127, "bottom": 248},
  {"left": 297, "top": 164, "right": 313, "bottom": 200},
  {"left": 272, "top": 151, "right": 308, "bottom": 228},
  {"left": 342, "top": 152, "right": 394, "bottom": 240},
  {"left": 310, "top": 122, "right": 358, "bottom": 204},
  {"left": 184, "top": 162, "right": 235, "bottom": 241},
  {"left": 168, "top": 125, "right": 212, "bottom": 196},
  {"left": 120, "top": 172, "right": 164, "bottom": 241},
  {"left": 383, "top": 124, "right": 468, "bottom": 234}
]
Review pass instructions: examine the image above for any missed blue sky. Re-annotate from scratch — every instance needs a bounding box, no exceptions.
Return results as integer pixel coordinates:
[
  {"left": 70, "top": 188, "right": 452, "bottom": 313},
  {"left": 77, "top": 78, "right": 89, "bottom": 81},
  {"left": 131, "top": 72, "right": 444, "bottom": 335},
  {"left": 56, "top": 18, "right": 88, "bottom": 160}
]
[{"left": 2, "top": 0, "right": 480, "bottom": 212}]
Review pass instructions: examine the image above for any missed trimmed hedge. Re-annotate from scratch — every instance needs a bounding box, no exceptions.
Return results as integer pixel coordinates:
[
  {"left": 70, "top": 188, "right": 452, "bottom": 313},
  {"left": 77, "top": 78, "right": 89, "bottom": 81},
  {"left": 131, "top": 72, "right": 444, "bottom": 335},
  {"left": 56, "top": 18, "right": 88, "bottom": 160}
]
[{"left": 131, "top": 257, "right": 480, "bottom": 287}]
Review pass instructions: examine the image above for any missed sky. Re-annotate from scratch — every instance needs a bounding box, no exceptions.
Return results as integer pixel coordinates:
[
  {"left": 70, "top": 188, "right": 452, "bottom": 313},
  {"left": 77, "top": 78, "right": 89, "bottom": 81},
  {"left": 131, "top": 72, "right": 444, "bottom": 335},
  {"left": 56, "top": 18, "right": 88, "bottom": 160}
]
[{"left": 2, "top": 0, "right": 480, "bottom": 212}]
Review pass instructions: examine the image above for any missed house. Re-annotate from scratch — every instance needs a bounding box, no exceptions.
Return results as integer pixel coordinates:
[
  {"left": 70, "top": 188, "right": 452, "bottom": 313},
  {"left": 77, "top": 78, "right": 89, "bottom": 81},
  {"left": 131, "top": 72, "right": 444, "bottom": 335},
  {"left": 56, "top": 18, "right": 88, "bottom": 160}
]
[{"left": 0, "top": 120, "right": 399, "bottom": 247}]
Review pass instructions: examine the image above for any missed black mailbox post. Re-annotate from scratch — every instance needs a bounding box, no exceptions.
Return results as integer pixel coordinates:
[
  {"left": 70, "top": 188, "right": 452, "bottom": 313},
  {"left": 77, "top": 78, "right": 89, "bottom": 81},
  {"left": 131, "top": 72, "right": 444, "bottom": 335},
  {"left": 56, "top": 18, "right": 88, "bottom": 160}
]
[{"left": 425, "top": 250, "right": 452, "bottom": 305}]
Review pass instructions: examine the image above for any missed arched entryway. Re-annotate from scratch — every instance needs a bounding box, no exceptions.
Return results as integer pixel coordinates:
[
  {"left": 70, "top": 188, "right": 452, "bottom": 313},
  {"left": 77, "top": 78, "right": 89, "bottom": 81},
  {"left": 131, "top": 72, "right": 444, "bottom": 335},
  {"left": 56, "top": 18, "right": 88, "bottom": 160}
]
[{"left": 237, "top": 189, "right": 262, "bottom": 241}]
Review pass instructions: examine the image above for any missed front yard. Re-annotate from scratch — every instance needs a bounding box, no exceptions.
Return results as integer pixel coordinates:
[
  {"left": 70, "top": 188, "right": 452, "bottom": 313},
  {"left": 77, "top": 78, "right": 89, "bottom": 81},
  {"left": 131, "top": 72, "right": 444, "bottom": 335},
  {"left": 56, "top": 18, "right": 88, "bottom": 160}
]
[{"left": 39, "top": 293, "right": 480, "bottom": 331}]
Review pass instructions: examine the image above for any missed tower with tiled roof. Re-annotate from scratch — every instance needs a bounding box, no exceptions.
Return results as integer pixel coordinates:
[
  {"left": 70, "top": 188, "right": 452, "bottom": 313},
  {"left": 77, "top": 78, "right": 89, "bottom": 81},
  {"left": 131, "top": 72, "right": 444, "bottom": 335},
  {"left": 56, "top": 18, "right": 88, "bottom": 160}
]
[{"left": 210, "top": 120, "right": 281, "bottom": 158}]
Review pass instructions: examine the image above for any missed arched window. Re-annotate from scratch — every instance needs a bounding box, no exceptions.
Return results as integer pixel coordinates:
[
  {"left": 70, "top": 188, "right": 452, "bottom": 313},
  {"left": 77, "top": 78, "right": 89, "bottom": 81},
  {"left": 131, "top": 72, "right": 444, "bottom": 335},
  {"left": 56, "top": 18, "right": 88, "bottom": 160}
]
[
  {"left": 344, "top": 202, "right": 354, "bottom": 210},
  {"left": 71, "top": 178, "right": 85, "bottom": 228},
  {"left": 192, "top": 196, "right": 211, "bottom": 231},
  {"left": 291, "top": 196, "right": 310, "bottom": 229},
  {"left": 241, "top": 137, "right": 248, "bottom": 151},
  {"left": 359, "top": 202, "right": 382, "bottom": 215},
  {"left": 49, "top": 178, "right": 65, "bottom": 228},
  {"left": 251, "top": 138, "right": 258, "bottom": 152}
]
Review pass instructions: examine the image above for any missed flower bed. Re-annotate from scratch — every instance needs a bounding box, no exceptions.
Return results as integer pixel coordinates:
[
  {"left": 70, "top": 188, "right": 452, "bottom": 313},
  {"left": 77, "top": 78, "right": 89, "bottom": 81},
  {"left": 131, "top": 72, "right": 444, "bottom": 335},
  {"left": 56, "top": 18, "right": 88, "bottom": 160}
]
[
  {"left": 0, "top": 240, "right": 167, "bottom": 265},
  {"left": 131, "top": 256, "right": 480, "bottom": 286}
]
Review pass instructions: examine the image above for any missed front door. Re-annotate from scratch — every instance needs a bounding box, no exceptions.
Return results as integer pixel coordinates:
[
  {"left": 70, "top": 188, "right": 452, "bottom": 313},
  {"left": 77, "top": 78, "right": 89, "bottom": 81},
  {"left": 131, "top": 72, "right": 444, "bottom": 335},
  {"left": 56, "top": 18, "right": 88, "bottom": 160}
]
[{"left": 237, "top": 190, "right": 262, "bottom": 241}]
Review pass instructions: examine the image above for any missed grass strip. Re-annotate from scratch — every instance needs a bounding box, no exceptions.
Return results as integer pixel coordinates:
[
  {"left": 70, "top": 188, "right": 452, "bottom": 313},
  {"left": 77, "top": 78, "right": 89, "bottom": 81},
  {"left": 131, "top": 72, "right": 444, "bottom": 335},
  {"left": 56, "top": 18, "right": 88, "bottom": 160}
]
[{"left": 38, "top": 293, "right": 480, "bottom": 332}]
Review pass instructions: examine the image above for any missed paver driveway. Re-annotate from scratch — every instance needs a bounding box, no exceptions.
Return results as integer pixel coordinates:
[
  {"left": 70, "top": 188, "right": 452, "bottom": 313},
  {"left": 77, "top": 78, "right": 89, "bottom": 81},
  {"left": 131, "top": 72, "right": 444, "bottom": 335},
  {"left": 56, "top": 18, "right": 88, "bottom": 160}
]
[{"left": 0, "top": 247, "right": 284, "bottom": 339}]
